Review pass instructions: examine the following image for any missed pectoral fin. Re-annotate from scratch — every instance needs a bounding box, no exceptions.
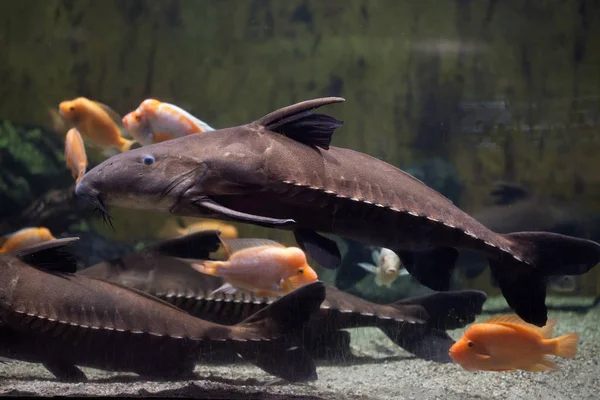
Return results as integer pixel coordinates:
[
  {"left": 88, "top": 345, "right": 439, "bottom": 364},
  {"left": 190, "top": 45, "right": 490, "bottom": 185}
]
[
  {"left": 293, "top": 229, "right": 341, "bottom": 270},
  {"left": 357, "top": 262, "right": 377, "bottom": 274},
  {"left": 43, "top": 360, "right": 87, "bottom": 382},
  {"left": 193, "top": 198, "right": 296, "bottom": 227},
  {"left": 398, "top": 247, "right": 458, "bottom": 291}
]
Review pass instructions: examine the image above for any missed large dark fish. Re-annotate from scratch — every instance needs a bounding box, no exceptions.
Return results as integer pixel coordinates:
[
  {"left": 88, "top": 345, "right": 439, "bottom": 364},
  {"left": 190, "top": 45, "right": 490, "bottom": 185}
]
[
  {"left": 460, "top": 182, "right": 600, "bottom": 292},
  {"left": 79, "top": 231, "right": 488, "bottom": 363},
  {"left": 74, "top": 97, "right": 600, "bottom": 326},
  {"left": 0, "top": 238, "right": 324, "bottom": 382}
]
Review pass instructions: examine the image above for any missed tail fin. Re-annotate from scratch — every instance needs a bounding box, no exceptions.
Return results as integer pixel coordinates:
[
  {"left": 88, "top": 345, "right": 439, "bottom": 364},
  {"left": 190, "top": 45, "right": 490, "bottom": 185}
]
[
  {"left": 75, "top": 169, "right": 86, "bottom": 186},
  {"left": 191, "top": 260, "right": 220, "bottom": 276},
  {"left": 490, "top": 232, "right": 600, "bottom": 327},
  {"left": 232, "top": 281, "right": 325, "bottom": 381},
  {"left": 391, "top": 290, "right": 488, "bottom": 330},
  {"left": 379, "top": 290, "right": 487, "bottom": 362},
  {"left": 553, "top": 333, "right": 579, "bottom": 358},
  {"left": 118, "top": 138, "right": 135, "bottom": 152}
]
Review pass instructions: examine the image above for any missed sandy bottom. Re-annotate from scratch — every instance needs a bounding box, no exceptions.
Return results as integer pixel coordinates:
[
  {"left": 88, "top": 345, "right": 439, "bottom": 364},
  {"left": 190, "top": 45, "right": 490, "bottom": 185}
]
[{"left": 1, "top": 295, "right": 599, "bottom": 399}]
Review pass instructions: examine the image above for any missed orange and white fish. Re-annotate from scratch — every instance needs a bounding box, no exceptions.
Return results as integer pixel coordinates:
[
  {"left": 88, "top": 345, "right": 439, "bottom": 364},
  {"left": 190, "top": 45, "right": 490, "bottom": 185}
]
[
  {"left": 122, "top": 98, "right": 214, "bottom": 146},
  {"left": 449, "top": 314, "right": 579, "bottom": 372},
  {"left": 64, "top": 128, "right": 88, "bottom": 185},
  {"left": 191, "top": 238, "right": 318, "bottom": 297},
  {"left": 0, "top": 227, "right": 57, "bottom": 254},
  {"left": 59, "top": 97, "right": 134, "bottom": 153}
]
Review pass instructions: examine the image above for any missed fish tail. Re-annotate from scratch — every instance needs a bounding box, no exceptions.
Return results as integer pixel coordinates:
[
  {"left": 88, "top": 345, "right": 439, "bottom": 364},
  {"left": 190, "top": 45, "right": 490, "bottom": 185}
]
[
  {"left": 118, "top": 138, "right": 135, "bottom": 152},
  {"left": 75, "top": 168, "right": 86, "bottom": 186},
  {"left": 489, "top": 232, "right": 600, "bottom": 327},
  {"left": 552, "top": 333, "right": 579, "bottom": 359},
  {"left": 380, "top": 290, "right": 487, "bottom": 362},
  {"left": 230, "top": 282, "right": 325, "bottom": 382},
  {"left": 190, "top": 260, "right": 221, "bottom": 276}
]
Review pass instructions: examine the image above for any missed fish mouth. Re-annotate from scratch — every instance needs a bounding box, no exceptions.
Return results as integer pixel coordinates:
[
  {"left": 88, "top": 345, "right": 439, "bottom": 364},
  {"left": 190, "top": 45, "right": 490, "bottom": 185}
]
[{"left": 75, "top": 183, "right": 114, "bottom": 230}]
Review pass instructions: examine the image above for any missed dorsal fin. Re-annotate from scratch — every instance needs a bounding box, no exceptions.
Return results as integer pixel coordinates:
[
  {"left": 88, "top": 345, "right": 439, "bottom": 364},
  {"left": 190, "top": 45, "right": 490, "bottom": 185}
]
[
  {"left": 15, "top": 237, "right": 79, "bottom": 273},
  {"left": 92, "top": 101, "right": 124, "bottom": 126},
  {"left": 92, "top": 100, "right": 130, "bottom": 138},
  {"left": 219, "top": 238, "right": 285, "bottom": 256},
  {"left": 150, "top": 230, "right": 222, "bottom": 259},
  {"left": 256, "top": 97, "right": 345, "bottom": 150},
  {"left": 484, "top": 314, "right": 556, "bottom": 338},
  {"left": 489, "top": 182, "right": 531, "bottom": 205}
]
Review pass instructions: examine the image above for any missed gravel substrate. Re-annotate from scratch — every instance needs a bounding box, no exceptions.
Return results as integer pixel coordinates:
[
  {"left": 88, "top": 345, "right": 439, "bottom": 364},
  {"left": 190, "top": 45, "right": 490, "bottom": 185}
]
[{"left": 1, "top": 295, "right": 598, "bottom": 399}]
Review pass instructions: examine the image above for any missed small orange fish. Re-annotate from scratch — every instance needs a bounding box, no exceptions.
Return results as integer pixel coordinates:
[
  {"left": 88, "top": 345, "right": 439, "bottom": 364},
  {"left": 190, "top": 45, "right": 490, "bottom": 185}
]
[
  {"left": 0, "top": 227, "right": 57, "bottom": 254},
  {"left": 157, "top": 218, "right": 238, "bottom": 240},
  {"left": 191, "top": 238, "right": 318, "bottom": 297},
  {"left": 176, "top": 220, "right": 238, "bottom": 239},
  {"left": 122, "top": 98, "right": 214, "bottom": 146},
  {"left": 59, "top": 97, "right": 134, "bottom": 153},
  {"left": 449, "top": 314, "right": 578, "bottom": 372},
  {"left": 64, "top": 128, "right": 88, "bottom": 185}
]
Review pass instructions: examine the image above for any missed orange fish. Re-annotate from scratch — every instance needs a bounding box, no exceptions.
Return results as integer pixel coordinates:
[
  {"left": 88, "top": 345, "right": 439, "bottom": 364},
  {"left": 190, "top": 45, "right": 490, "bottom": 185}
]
[
  {"left": 0, "top": 227, "right": 57, "bottom": 254},
  {"left": 179, "top": 220, "right": 238, "bottom": 239},
  {"left": 64, "top": 128, "right": 88, "bottom": 185},
  {"left": 449, "top": 314, "right": 579, "bottom": 372},
  {"left": 59, "top": 97, "right": 134, "bottom": 153},
  {"left": 191, "top": 237, "right": 318, "bottom": 297},
  {"left": 122, "top": 98, "right": 214, "bottom": 146}
]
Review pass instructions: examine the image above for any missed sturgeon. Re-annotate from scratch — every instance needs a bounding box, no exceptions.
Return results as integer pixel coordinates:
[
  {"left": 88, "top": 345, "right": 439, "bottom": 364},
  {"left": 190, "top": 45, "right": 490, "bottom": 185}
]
[
  {"left": 0, "top": 238, "right": 324, "bottom": 381},
  {"left": 74, "top": 97, "right": 600, "bottom": 326},
  {"left": 79, "top": 231, "right": 488, "bottom": 363}
]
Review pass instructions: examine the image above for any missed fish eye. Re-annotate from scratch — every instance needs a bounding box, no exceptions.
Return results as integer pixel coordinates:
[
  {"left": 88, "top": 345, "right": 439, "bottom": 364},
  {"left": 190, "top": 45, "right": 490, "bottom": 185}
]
[
  {"left": 298, "top": 268, "right": 304, "bottom": 275},
  {"left": 135, "top": 115, "right": 142, "bottom": 122},
  {"left": 467, "top": 341, "right": 474, "bottom": 348},
  {"left": 142, "top": 155, "right": 155, "bottom": 165},
  {"left": 69, "top": 106, "right": 75, "bottom": 111}
]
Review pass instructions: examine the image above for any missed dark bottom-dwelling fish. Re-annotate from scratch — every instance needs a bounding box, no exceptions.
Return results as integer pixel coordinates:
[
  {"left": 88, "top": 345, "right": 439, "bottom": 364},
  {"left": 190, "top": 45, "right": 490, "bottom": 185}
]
[
  {"left": 0, "top": 238, "right": 324, "bottom": 382},
  {"left": 79, "top": 231, "right": 488, "bottom": 363},
  {"left": 74, "top": 97, "right": 600, "bottom": 327}
]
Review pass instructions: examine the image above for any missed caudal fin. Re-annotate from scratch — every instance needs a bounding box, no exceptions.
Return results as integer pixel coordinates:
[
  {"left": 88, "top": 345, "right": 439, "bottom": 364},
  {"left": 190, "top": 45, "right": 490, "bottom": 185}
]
[
  {"left": 190, "top": 260, "right": 220, "bottom": 276},
  {"left": 553, "top": 333, "right": 579, "bottom": 359},
  {"left": 232, "top": 281, "right": 326, "bottom": 381},
  {"left": 379, "top": 290, "right": 487, "bottom": 362},
  {"left": 490, "top": 232, "right": 600, "bottom": 327},
  {"left": 75, "top": 169, "right": 86, "bottom": 186},
  {"left": 391, "top": 290, "right": 488, "bottom": 330},
  {"left": 118, "top": 138, "right": 135, "bottom": 152}
]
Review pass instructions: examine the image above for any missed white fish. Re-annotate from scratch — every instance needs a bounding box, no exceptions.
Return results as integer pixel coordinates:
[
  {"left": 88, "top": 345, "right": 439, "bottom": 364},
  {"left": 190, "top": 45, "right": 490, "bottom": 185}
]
[{"left": 358, "top": 247, "right": 406, "bottom": 288}]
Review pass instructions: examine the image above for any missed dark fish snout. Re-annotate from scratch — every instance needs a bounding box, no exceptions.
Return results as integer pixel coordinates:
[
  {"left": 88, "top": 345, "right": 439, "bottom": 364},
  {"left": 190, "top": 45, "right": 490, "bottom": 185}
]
[
  {"left": 75, "top": 178, "right": 96, "bottom": 205},
  {"left": 75, "top": 177, "right": 113, "bottom": 227}
]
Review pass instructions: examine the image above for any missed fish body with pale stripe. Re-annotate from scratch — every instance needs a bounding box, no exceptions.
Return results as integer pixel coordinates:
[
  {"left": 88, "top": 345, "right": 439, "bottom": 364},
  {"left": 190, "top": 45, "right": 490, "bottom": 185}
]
[
  {"left": 79, "top": 230, "right": 489, "bottom": 363},
  {"left": 74, "top": 97, "right": 600, "bottom": 327},
  {"left": 0, "top": 238, "right": 324, "bottom": 382}
]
